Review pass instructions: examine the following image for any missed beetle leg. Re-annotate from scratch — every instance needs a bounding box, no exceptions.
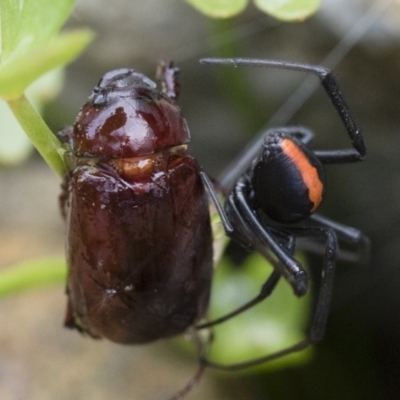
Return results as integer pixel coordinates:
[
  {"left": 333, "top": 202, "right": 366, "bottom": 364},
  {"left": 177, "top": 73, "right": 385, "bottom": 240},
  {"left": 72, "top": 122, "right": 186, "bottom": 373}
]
[
  {"left": 166, "top": 327, "right": 211, "bottom": 400},
  {"left": 156, "top": 59, "right": 180, "bottom": 100},
  {"left": 63, "top": 297, "right": 77, "bottom": 330},
  {"left": 59, "top": 175, "right": 69, "bottom": 221},
  {"left": 55, "top": 125, "right": 74, "bottom": 147}
]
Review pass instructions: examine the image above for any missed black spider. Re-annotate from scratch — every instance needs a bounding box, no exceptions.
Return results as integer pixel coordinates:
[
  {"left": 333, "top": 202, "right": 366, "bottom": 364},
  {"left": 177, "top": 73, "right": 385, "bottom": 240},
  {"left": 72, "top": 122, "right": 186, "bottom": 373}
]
[{"left": 197, "top": 57, "right": 369, "bottom": 371}]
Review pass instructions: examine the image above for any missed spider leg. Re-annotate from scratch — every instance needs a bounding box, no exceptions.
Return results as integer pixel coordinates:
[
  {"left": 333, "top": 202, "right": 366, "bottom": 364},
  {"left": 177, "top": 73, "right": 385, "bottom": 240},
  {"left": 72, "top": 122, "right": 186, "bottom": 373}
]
[
  {"left": 198, "top": 172, "right": 299, "bottom": 329},
  {"left": 196, "top": 269, "right": 281, "bottom": 330},
  {"left": 310, "top": 213, "right": 367, "bottom": 245},
  {"left": 281, "top": 126, "right": 314, "bottom": 145},
  {"left": 201, "top": 58, "right": 366, "bottom": 165},
  {"left": 200, "top": 225, "right": 338, "bottom": 371},
  {"left": 201, "top": 171, "right": 296, "bottom": 249},
  {"left": 201, "top": 171, "right": 307, "bottom": 296},
  {"left": 199, "top": 193, "right": 296, "bottom": 330},
  {"left": 231, "top": 176, "right": 309, "bottom": 296},
  {"left": 309, "top": 213, "right": 370, "bottom": 264},
  {"left": 200, "top": 171, "right": 232, "bottom": 230}
]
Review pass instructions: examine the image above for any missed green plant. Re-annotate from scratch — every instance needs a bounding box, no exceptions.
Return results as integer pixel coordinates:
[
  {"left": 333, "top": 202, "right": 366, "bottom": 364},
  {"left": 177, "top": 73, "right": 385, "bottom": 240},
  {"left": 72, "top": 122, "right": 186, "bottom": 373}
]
[
  {"left": 0, "top": 0, "right": 93, "bottom": 296},
  {"left": 186, "top": 0, "right": 321, "bottom": 20},
  {"left": 0, "top": 0, "right": 93, "bottom": 175}
]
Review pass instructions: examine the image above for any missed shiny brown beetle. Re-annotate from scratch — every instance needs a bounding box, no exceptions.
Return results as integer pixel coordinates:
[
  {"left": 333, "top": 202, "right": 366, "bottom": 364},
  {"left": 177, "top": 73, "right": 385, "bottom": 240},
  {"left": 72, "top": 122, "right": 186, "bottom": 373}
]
[{"left": 58, "top": 62, "right": 213, "bottom": 345}]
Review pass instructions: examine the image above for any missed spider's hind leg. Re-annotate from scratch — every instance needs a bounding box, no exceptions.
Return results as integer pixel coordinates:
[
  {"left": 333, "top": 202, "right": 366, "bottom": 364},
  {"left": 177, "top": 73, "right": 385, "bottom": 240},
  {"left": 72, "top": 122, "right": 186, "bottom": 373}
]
[
  {"left": 199, "top": 224, "right": 338, "bottom": 371},
  {"left": 310, "top": 213, "right": 370, "bottom": 264}
]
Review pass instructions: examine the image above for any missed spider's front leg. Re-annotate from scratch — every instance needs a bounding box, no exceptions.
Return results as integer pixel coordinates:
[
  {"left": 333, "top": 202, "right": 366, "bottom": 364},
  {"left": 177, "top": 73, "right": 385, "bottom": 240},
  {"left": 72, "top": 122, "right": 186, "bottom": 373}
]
[
  {"left": 230, "top": 176, "right": 309, "bottom": 297},
  {"left": 198, "top": 172, "right": 298, "bottom": 330},
  {"left": 201, "top": 57, "right": 366, "bottom": 165},
  {"left": 198, "top": 181, "right": 339, "bottom": 371}
]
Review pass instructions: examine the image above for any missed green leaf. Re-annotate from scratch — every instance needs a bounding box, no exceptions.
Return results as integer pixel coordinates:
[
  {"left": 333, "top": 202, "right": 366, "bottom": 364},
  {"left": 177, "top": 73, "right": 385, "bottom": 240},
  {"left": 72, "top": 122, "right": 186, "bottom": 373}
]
[
  {"left": 0, "top": 0, "right": 75, "bottom": 60},
  {"left": 0, "top": 0, "right": 93, "bottom": 174},
  {"left": 254, "top": 0, "right": 321, "bottom": 21},
  {"left": 0, "top": 29, "right": 94, "bottom": 100},
  {"left": 186, "top": 0, "right": 248, "bottom": 18},
  {"left": 207, "top": 252, "right": 312, "bottom": 371},
  {"left": 0, "top": 256, "right": 66, "bottom": 298}
]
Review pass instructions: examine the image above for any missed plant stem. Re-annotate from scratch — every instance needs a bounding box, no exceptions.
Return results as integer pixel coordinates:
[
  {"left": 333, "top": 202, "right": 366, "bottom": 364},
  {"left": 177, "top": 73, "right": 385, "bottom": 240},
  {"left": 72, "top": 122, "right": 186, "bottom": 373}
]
[
  {"left": 7, "top": 94, "right": 66, "bottom": 177},
  {"left": 0, "top": 256, "right": 66, "bottom": 298}
]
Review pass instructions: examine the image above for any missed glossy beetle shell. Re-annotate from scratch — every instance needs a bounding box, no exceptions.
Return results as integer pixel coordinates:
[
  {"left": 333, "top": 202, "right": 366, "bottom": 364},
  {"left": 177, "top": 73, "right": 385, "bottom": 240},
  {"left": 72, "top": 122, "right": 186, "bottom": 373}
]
[
  {"left": 60, "top": 67, "right": 212, "bottom": 344},
  {"left": 73, "top": 69, "right": 190, "bottom": 158}
]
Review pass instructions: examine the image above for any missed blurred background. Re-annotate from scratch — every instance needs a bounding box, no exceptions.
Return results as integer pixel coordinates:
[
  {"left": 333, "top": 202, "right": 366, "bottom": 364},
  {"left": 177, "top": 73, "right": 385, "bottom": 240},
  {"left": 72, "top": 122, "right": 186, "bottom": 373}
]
[{"left": 1, "top": 0, "right": 400, "bottom": 399}]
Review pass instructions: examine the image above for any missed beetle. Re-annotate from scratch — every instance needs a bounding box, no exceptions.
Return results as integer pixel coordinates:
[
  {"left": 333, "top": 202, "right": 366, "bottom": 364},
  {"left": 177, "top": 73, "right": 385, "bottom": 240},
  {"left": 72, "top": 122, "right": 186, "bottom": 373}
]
[
  {"left": 58, "top": 62, "right": 213, "bottom": 345},
  {"left": 57, "top": 58, "right": 368, "bottom": 396}
]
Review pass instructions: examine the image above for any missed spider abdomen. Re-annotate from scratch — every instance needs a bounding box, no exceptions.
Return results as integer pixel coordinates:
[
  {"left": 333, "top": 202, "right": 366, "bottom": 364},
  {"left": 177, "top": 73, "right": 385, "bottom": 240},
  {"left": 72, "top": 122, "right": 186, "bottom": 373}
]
[{"left": 251, "top": 133, "right": 325, "bottom": 223}]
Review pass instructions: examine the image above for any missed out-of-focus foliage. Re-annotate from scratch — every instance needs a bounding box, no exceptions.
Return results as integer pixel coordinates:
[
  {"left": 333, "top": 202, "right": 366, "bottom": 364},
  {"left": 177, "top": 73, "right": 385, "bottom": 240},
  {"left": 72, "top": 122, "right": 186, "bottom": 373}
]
[
  {"left": 0, "top": 0, "right": 93, "bottom": 174},
  {"left": 186, "top": 0, "right": 321, "bottom": 20},
  {"left": 0, "top": 0, "right": 93, "bottom": 99}
]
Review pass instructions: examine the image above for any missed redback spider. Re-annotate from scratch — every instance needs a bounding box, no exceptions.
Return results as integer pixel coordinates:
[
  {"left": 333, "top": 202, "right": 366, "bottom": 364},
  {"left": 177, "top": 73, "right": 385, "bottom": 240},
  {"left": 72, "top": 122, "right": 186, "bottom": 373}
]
[
  {"left": 196, "top": 58, "right": 369, "bottom": 371},
  {"left": 57, "top": 58, "right": 368, "bottom": 399}
]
